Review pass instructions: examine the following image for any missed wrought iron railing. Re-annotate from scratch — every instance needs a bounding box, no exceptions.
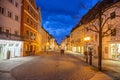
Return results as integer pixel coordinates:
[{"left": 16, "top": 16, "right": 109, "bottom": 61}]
[
  {"left": 0, "top": 31, "right": 22, "bottom": 41},
  {"left": 0, "top": 31, "right": 37, "bottom": 42}
]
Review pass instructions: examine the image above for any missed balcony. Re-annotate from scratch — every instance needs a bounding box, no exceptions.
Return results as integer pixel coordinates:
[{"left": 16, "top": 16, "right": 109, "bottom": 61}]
[{"left": 0, "top": 31, "right": 22, "bottom": 41}]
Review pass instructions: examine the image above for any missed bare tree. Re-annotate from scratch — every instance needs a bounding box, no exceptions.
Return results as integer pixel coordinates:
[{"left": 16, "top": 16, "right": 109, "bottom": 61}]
[{"left": 86, "top": 1, "right": 120, "bottom": 70}]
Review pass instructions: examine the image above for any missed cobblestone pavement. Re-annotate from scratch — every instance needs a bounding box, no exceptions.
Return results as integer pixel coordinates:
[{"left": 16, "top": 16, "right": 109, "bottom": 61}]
[
  {"left": 0, "top": 56, "right": 34, "bottom": 80},
  {"left": 0, "top": 51, "right": 112, "bottom": 80},
  {"left": 65, "top": 51, "right": 120, "bottom": 80}
]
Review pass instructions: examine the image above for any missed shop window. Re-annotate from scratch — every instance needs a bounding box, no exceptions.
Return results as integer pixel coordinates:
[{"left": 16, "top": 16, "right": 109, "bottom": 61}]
[
  {"left": 9, "top": 44, "right": 13, "bottom": 46},
  {"left": 15, "top": 44, "right": 19, "bottom": 47},
  {"left": 110, "top": 12, "right": 116, "bottom": 19}
]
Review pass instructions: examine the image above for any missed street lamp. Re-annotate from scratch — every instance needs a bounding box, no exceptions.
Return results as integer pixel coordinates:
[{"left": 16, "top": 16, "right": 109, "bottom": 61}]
[{"left": 84, "top": 36, "right": 90, "bottom": 63}]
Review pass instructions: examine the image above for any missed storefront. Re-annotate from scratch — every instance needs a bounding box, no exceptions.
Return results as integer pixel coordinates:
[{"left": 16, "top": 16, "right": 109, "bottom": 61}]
[
  {"left": 0, "top": 39, "right": 23, "bottom": 59},
  {"left": 72, "top": 46, "right": 76, "bottom": 52},
  {"left": 110, "top": 43, "right": 120, "bottom": 60}
]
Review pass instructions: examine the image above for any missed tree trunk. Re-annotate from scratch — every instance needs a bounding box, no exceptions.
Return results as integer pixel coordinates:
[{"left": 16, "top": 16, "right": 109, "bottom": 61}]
[
  {"left": 98, "top": 32, "right": 102, "bottom": 71},
  {"left": 98, "top": 8, "right": 102, "bottom": 71}
]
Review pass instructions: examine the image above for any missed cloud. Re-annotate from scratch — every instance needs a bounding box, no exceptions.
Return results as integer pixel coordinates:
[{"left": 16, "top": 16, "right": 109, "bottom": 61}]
[{"left": 36, "top": 0, "right": 99, "bottom": 43}]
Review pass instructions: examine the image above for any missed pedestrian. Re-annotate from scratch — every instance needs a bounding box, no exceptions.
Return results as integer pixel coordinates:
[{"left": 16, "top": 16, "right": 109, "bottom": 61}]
[
  {"left": 84, "top": 51, "right": 87, "bottom": 58},
  {"left": 60, "top": 49, "right": 64, "bottom": 55},
  {"left": 89, "top": 48, "right": 92, "bottom": 65},
  {"left": 84, "top": 51, "right": 88, "bottom": 63}
]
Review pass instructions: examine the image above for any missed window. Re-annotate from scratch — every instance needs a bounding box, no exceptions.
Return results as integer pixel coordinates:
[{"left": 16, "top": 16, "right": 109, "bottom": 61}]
[
  {"left": 31, "top": 21, "right": 32, "bottom": 25},
  {"left": 27, "top": 5, "right": 30, "bottom": 11},
  {"left": 110, "top": 12, "right": 116, "bottom": 19},
  {"left": 15, "top": 2, "right": 18, "bottom": 8},
  {"left": 8, "top": 11, "right": 12, "bottom": 18},
  {"left": 26, "top": 30, "right": 29, "bottom": 38},
  {"left": 0, "top": 27, "right": 2, "bottom": 33},
  {"left": 6, "top": 29, "right": 9, "bottom": 33},
  {"left": 15, "top": 15, "right": 18, "bottom": 21},
  {"left": 26, "top": 18, "right": 29, "bottom": 23},
  {"left": 29, "top": 0, "right": 33, "bottom": 4},
  {"left": 111, "top": 28, "right": 116, "bottom": 36},
  {"left": 86, "top": 27, "right": 89, "bottom": 32},
  {"left": 8, "top": 0, "right": 13, "bottom": 4},
  {"left": 0, "top": 7, "right": 5, "bottom": 15},
  {"left": 6, "top": 29, "right": 9, "bottom": 37},
  {"left": 33, "top": 34, "right": 36, "bottom": 40},
  {"left": 14, "top": 31, "right": 18, "bottom": 35},
  {"left": 30, "top": 32, "right": 33, "bottom": 36},
  {"left": 95, "top": 34, "right": 97, "bottom": 42}
]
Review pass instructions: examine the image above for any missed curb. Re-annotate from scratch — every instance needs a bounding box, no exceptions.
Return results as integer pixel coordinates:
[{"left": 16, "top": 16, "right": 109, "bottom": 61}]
[{"left": 90, "top": 72, "right": 112, "bottom": 80}]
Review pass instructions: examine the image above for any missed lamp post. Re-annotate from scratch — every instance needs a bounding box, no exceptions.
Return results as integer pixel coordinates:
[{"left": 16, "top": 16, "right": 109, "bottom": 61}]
[{"left": 84, "top": 36, "right": 90, "bottom": 63}]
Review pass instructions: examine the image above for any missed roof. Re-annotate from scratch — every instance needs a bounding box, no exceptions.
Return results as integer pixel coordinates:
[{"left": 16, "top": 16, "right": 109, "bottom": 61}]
[{"left": 81, "top": 0, "right": 120, "bottom": 24}]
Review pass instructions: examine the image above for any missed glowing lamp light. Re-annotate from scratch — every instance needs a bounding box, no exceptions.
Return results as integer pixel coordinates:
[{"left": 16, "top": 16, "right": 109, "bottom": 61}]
[
  {"left": 84, "top": 37, "right": 90, "bottom": 41},
  {"left": 46, "top": 42, "right": 49, "bottom": 46}
]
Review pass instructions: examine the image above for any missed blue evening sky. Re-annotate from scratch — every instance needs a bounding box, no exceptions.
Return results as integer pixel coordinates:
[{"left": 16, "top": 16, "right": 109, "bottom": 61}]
[{"left": 36, "top": 0, "right": 99, "bottom": 44}]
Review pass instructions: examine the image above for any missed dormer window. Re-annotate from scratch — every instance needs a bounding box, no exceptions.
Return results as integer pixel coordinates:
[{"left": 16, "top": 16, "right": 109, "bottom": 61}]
[{"left": 110, "top": 12, "right": 116, "bottom": 19}]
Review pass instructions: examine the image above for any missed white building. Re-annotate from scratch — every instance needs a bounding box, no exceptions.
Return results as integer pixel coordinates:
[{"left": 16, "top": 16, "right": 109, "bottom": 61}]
[{"left": 0, "top": 0, "right": 23, "bottom": 59}]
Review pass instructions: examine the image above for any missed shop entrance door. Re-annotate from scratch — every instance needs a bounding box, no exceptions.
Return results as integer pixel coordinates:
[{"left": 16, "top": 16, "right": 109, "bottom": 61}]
[{"left": 30, "top": 45, "right": 33, "bottom": 55}]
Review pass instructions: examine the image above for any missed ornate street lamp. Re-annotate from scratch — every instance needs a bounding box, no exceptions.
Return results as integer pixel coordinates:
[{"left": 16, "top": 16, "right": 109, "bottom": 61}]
[{"left": 84, "top": 36, "right": 90, "bottom": 63}]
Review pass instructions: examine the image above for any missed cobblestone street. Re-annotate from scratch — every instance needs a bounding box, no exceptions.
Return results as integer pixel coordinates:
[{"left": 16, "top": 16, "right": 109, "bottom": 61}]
[{"left": 0, "top": 51, "right": 112, "bottom": 80}]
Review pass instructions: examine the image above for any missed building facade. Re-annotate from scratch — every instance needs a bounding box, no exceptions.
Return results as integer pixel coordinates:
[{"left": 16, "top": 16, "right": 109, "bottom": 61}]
[
  {"left": 71, "top": 0, "right": 120, "bottom": 60},
  {"left": 70, "top": 24, "right": 85, "bottom": 54},
  {"left": 0, "top": 0, "right": 22, "bottom": 59},
  {"left": 21, "top": 0, "right": 39, "bottom": 56}
]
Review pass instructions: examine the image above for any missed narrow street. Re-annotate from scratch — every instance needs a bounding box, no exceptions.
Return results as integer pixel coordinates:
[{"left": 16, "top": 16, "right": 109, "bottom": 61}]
[
  {"left": 0, "top": 51, "right": 111, "bottom": 80},
  {"left": 11, "top": 52, "right": 97, "bottom": 80}
]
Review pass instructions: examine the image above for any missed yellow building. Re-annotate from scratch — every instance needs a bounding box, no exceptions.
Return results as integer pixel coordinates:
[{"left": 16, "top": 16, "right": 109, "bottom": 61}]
[
  {"left": 70, "top": 24, "right": 85, "bottom": 54},
  {"left": 21, "top": 0, "right": 39, "bottom": 56},
  {"left": 60, "top": 35, "right": 70, "bottom": 51},
  {"left": 39, "top": 26, "right": 52, "bottom": 52},
  {"left": 36, "top": 7, "right": 42, "bottom": 54}
]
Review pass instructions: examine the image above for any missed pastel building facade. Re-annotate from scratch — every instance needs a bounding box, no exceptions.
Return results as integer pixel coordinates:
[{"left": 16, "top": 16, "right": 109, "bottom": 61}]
[{"left": 0, "top": 0, "right": 23, "bottom": 59}]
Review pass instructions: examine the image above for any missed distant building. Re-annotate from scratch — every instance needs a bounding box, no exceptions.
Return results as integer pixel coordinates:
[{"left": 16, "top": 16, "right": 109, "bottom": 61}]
[
  {"left": 70, "top": 24, "right": 85, "bottom": 53},
  {"left": 0, "top": 0, "right": 22, "bottom": 59}
]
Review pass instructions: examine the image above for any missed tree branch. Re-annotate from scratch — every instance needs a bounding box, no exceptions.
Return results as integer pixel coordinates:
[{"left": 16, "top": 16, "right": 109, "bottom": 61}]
[
  {"left": 91, "top": 24, "right": 99, "bottom": 32},
  {"left": 88, "top": 28, "right": 99, "bottom": 33},
  {"left": 102, "top": 33, "right": 111, "bottom": 37},
  {"left": 102, "top": 24, "right": 112, "bottom": 36},
  {"left": 101, "top": 17, "right": 111, "bottom": 29},
  {"left": 102, "top": 15, "right": 120, "bottom": 30}
]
